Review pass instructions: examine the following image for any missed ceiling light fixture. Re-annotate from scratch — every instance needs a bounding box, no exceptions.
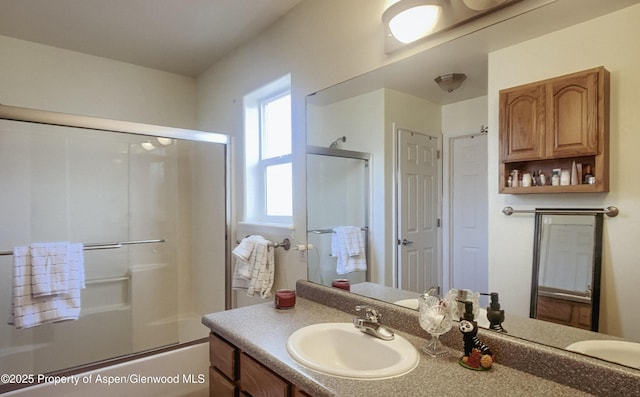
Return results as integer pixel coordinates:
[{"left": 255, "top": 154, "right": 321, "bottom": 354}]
[
  {"left": 434, "top": 73, "right": 467, "bottom": 92},
  {"left": 382, "top": 0, "right": 443, "bottom": 44}
]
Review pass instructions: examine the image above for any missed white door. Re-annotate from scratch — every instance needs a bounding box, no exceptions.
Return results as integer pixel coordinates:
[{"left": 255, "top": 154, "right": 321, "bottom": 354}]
[
  {"left": 451, "top": 133, "right": 488, "bottom": 295},
  {"left": 397, "top": 129, "right": 440, "bottom": 294}
]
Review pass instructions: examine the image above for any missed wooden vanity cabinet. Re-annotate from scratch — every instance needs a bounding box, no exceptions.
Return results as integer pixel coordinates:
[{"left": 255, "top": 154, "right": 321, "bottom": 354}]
[
  {"left": 499, "top": 66, "right": 609, "bottom": 194},
  {"left": 209, "top": 333, "right": 312, "bottom": 397},
  {"left": 536, "top": 295, "right": 592, "bottom": 330}
]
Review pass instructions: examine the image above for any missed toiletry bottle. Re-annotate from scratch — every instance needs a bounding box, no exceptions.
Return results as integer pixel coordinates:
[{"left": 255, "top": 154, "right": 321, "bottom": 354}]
[
  {"left": 571, "top": 161, "right": 578, "bottom": 185},
  {"left": 486, "top": 292, "right": 507, "bottom": 333},
  {"left": 583, "top": 164, "right": 593, "bottom": 184},
  {"left": 551, "top": 170, "right": 560, "bottom": 186},
  {"left": 560, "top": 169, "right": 570, "bottom": 186}
]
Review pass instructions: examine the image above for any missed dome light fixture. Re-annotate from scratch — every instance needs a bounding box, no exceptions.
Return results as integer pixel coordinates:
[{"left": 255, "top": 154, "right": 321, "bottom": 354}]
[
  {"left": 382, "top": 0, "right": 443, "bottom": 44},
  {"left": 434, "top": 73, "right": 467, "bottom": 92}
]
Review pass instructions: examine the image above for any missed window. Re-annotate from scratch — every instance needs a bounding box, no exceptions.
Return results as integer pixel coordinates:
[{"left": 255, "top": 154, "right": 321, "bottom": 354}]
[{"left": 244, "top": 75, "right": 292, "bottom": 223}]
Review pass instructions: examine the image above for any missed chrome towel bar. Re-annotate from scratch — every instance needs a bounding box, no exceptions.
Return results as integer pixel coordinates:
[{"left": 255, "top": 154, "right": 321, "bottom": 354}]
[
  {"left": 0, "top": 239, "right": 165, "bottom": 256},
  {"left": 502, "top": 206, "right": 619, "bottom": 217}
]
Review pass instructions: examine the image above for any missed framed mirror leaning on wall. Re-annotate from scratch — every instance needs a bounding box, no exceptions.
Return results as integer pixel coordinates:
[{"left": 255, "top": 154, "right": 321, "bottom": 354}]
[{"left": 530, "top": 210, "right": 603, "bottom": 332}]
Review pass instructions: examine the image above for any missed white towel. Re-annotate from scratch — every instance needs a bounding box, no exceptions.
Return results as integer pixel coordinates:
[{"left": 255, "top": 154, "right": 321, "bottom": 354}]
[
  {"left": 246, "top": 239, "right": 274, "bottom": 299},
  {"left": 232, "top": 235, "right": 259, "bottom": 281},
  {"left": 30, "top": 242, "right": 70, "bottom": 297},
  {"left": 9, "top": 242, "right": 85, "bottom": 329},
  {"left": 232, "top": 235, "right": 275, "bottom": 299},
  {"left": 332, "top": 226, "right": 367, "bottom": 274}
]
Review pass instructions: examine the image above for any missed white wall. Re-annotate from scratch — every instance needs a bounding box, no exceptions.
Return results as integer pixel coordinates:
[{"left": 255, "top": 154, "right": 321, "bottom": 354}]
[
  {"left": 488, "top": 4, "right": 640, "bottom": 341},
  {"left": 196, "top": 0, "right": 487, "bottom": 289},
  {"left": 0, "top": 35, "right": 197, "bottom": 128},
  {"left": 196, "top": 0, "right": 397, "bottom": 289}
]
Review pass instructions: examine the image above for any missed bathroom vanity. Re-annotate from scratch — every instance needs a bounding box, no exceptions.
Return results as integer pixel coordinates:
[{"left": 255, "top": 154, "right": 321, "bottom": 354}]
[{"left": 202, "top": 281, "right": 639, "bottom": 397}]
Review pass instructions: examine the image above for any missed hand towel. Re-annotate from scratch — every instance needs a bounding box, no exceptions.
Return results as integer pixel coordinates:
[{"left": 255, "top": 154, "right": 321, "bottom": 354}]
[
  {"left": 246, "top": 238, "right": 275, "bottom": 299},
  {"left": 232, "top": 235, "right": 259, "bottom": 281},
  {"left": 232, "top": 235, "right": 275, "bottom": 298},
  {"left": 332, "top": 226, "right": 367, "bottom": 274},
  {"left": 9, "top": 242, "right": 85, "bottom": 329}
]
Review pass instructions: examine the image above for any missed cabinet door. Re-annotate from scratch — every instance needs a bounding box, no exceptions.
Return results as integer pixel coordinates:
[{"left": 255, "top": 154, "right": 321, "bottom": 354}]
[
  {"left": 210, "top": 333, "right": 238, "bottom": 381},
  {"left": 546, "top": 70, "right": 600, "bottom": 157},
  {"left": 210, "top": 367, "right": 238, "bottom": 397},
  {"left": 240, "top": 353, "right": 290, "bottom": 397},
  {"left": 500, "top": 83, "right": 546, "bottom": 161}
]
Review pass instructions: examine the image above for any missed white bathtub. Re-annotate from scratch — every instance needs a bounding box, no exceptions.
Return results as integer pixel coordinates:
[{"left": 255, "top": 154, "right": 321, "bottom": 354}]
[{"left": 4, "top": 343, "right": 209, "bottom": 397}]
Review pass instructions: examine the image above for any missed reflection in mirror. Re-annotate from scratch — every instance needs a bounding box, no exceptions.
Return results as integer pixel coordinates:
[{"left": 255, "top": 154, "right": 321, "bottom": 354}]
[
  {"left": 304, "top": 0, "right": 640, "bottom": 370},
  {"left": 306, "top": 146, "right": 370, "bottom": 287},
  {"left": 530, "top": 211, "right": 603, "bottom": 332}
]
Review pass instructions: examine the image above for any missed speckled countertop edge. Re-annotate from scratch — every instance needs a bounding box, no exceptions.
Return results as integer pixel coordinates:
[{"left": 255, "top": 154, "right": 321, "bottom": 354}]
[
  {"left": 203, "top": 297, "right": 598, "bottom": 397},
  {"left": 295, "top": 280, "right": 640, "bottom": 397},
  {"left": 202, "top": 281, "right": 639, "bottom": 397}
]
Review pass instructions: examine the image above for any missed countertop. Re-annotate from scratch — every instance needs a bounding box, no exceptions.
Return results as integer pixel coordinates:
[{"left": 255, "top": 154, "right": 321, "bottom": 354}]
[{"left": 202, "top": 297, "right": 595, "bottom": 397}]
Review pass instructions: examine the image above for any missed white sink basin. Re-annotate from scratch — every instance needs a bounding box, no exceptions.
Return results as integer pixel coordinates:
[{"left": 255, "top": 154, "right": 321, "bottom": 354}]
[
  {"left": 566, "top": 340, "right": 640, "bottom": 368},
  {"left": 394, "top": 298, "right": 419, "bottom": 310},
  {"left": 286, "top": 322, "right": 419, "bottom": 379}
]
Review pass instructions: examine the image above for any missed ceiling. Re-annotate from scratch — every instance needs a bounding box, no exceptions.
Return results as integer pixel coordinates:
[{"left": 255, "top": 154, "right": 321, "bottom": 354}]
[
  {"left": 0, "top": 0, "right": 638, "bottom": 102},
  {"left": 0, "top": 0, "right": 302, "bottom": 77}
]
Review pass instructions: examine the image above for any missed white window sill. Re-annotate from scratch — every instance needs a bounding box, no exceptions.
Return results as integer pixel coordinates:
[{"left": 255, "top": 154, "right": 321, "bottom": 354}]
[{"left": 237, "top": 221, "right": 295, "bottom": 236}]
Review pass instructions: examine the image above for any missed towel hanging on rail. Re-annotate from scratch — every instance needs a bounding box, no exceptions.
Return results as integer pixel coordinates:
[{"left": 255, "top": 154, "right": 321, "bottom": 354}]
[
  {"left": 9, "top": 242, "right": 86, "bottom": 329},
  {"left": 232, "top": 235, "right": 275, "bottom": 299},
  {"left": 331, "top": 226, "right": 367, "bottom": 274}
]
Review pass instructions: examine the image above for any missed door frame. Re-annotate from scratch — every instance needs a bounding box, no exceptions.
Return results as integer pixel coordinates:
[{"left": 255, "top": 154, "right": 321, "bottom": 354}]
[{"left": 393, "top": 124, "right": 443, "bottom": 291}]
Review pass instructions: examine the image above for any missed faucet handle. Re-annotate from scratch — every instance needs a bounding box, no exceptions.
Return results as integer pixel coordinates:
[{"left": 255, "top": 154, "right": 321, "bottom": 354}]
[{"left": 355, "top": 305, "right": 381, "bottom": 322}]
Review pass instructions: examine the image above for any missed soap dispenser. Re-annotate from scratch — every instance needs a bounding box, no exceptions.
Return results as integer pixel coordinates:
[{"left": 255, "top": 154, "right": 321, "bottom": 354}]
[
  {"left": 458, "top": 301, "right": 494, "bottom": 371},
  {"left": 486, "top": 292, "right": 507, "bottom": 333}
]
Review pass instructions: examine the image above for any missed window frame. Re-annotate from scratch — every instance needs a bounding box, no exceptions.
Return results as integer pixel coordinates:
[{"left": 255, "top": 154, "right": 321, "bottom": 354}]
[{"left": 243, "top": 75, "right": 292, "bottom": 224}]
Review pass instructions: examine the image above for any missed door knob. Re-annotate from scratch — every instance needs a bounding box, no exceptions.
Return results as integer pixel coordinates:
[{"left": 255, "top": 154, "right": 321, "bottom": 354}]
[{"left": 401, "top": 239, "right": 414, "bottom": 246}]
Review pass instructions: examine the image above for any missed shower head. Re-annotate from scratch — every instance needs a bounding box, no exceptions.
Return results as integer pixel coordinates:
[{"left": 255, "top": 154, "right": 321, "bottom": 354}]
[{"left": 329, "top": 136, "right": 347, "bottom": 148}]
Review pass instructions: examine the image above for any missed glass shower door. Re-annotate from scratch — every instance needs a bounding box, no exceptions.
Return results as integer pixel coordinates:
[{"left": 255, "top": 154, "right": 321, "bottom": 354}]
[{"left": 306, "top": 147, "right": 369, "bottom": 287}]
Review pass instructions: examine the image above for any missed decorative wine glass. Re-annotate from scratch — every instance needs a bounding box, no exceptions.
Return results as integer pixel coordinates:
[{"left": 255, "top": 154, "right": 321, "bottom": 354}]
[{"left": 418, "top": 294, "right": 453, "bottom": 357}]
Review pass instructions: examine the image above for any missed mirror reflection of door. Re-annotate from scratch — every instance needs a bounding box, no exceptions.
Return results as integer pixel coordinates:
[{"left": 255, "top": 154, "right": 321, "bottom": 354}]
[
  {"left": 451, "top": 134, "right": 488, "bottom": 298},
  {"left": 396, "top": 129, "right": 440, "bottom": 293}
]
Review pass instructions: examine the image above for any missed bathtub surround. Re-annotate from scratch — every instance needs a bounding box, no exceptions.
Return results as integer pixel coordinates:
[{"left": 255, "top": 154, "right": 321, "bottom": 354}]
[
  {"left": 0, "top": 106, "right": 228, "bottom": 394},
  {"left": 2, "top": 343, "right": 209, "bottom": 397}
]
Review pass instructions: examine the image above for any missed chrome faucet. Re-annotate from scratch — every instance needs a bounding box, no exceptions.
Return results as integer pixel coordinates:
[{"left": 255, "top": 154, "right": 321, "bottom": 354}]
[{"left": 353, "top": 305, "right": 394, "bottom": 341}]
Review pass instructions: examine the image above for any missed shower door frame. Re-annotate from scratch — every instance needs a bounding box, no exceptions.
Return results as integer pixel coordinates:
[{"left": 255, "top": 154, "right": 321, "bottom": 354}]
[
  {"left": 306, "top": 145, "right": 371, "bottom": 282},
  {"left": 0, "top": 103, "right": 232, "bottom": 392}
]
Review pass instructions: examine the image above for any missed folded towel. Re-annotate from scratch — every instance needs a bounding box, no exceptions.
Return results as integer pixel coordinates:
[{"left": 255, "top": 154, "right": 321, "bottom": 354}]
[
  {"left": 30, "top": 242, "right": 70, "bottom": 297},
  {"left": 232, "top": 236, "right": 256, "bottom": 262},
  {"left": 9, "top": 242, "right": 85, "bottom": 329},
  {"left": 232, "top": 235, "right": 261, "bottom": 281},
  {"left": 332, "top": 226, "right": 367, "bottom": 274}
]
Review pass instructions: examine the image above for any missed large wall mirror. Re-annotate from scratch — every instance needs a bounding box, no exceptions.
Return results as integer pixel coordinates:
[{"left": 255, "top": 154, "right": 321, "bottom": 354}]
[
  {"left": 305, "top": 1, "right": 638, "bottom": 371},
  {"left": 530, "top": 211, "right": 603, "bottom": 332}
]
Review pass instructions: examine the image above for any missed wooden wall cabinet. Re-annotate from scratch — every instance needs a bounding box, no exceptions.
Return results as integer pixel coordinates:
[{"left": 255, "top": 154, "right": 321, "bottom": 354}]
[
  {"left": 209, "top": 333, "right": 312, "bottom": 397},
  {"left": 499, "top": 67, "right": 609, "bottom": 194}
]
